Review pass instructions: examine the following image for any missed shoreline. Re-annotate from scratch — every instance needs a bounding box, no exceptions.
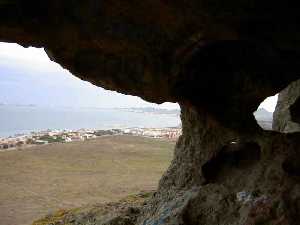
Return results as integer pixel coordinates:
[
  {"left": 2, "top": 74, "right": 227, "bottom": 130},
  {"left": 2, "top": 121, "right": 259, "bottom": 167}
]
[
  {"left": 0, "top": 135, "right": 178, "bottom": 154},
  {"left": 0, "top": 127, "right": 181, "bottom": 153},
  {"left": 0, "top": 135, "right": 107, "bottom": 153},
  {"left": 0, "top": 134, "right": 123, "bottom": 153}
]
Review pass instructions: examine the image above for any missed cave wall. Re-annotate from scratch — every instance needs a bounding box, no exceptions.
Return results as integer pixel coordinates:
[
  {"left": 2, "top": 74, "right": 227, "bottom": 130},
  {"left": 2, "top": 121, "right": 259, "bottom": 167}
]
[
  {"left": 273, "top": 79, "right": 300, "bottom": 133},
  {"left": 1, "top": 1, "right": 300, "bottom": 225},
  {"left": 139, "top": 106, "right": 300, "bottom": 225},
  {"left": 291, "top": 97, "right": 300, "bottom": 124}
]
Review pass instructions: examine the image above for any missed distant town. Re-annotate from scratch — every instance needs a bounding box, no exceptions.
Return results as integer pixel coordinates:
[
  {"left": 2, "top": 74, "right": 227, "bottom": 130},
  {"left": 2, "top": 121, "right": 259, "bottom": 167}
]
[
  {"left": 117, "top": 107, "right": 180, "bottom": 116},
  {"left": 0, "top": 127, "right": 182, "bottom": 151}
]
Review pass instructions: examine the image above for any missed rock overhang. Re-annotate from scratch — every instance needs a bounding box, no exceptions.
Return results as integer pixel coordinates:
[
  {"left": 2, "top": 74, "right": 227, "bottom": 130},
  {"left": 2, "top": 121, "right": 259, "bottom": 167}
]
[
  {"left": 1, "top": 1, "right": 300, "bottom": 111},
  {"left": 1, "top": 1, "right": 300, "bottom": 225}
]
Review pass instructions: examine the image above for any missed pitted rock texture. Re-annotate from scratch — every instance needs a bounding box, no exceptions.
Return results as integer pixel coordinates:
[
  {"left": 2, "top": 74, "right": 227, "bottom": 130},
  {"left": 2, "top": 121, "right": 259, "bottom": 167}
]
[
  {"left": 138, "top": 106, "right": 300, "bottom": 225},
  {"left": 1, "top": 1, "right": 300, "bottom": 225},
  {"left": 273, "top": 79, "right": 300, "bottom": 133}
]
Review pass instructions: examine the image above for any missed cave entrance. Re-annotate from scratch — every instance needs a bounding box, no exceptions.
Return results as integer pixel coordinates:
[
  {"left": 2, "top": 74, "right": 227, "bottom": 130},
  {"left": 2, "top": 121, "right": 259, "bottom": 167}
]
[
  {"left": 0, "top": 42, "right": 180, "bottom": 225},
  {"left": 253, "top": 79, "right": 300, "bottom": 133},
  {"left": 253, "top": 94, "right": 278, "bottom": 130}
]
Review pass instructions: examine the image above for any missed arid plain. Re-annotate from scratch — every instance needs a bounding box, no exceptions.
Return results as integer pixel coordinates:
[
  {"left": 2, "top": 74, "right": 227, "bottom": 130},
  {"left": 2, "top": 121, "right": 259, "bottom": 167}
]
[{"left": 0, "top": 135, "right": 175, "bottom": 225}]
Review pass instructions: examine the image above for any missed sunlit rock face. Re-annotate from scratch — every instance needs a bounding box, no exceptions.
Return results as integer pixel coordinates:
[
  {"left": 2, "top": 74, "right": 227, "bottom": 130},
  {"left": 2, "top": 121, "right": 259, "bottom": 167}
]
[
  {"left": 1, "top": 1, "right": 300, "bottom": 225},
  {"left": 273, "top": 79, "right": 300, "bottom": 133}
]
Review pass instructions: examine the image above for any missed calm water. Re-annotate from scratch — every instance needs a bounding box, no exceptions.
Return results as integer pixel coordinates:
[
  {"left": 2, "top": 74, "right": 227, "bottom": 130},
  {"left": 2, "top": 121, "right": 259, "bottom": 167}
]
[{"left": 0, "top": 105, "right": 180, "bottom": 137}]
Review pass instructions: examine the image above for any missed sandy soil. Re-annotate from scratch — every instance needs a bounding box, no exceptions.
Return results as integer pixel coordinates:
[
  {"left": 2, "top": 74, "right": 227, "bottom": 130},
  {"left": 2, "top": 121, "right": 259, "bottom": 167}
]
[{"left": 0, "top": 135, "right": 175, "bottom": 225}]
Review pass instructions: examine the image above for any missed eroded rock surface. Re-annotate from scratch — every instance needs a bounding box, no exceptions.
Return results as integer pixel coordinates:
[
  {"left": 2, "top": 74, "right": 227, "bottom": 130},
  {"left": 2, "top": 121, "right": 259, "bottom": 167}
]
[
  {"left": 1, "top": 1, "right": 300, "bottom": 225},
  {"left": 273, "top": 79, "right": 300, "bottom": 133},
  {"left": 138, "top": 106, "right": 300, "bottom": 225}
]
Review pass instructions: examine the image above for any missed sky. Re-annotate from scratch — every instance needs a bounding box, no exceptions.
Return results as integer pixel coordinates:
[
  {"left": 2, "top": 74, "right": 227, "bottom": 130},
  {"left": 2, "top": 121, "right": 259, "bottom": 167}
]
[
  {"left": 0, "top": 42, "right": 178, "bottom": 109},
  {"left": 258, "top": 94, "right": 278, "bottom": 112},
  {"left": 0, "top": 42, "right": 277, "bottom": 111}
]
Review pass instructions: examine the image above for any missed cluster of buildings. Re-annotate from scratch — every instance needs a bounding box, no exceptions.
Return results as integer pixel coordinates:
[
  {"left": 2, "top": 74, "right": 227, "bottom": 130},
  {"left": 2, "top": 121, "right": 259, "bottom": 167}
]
[
  {"left": 0, "top": 127, "right": 182, "bottom": 151},
  {"left": 123, "top": 127, "right": 182, "bottom": 139},
  {"left": 0, "top": 136, "right": 26, "bottom": 149},
  {"left": 0, "top": 129, "right": 99, "bottom": 150}
]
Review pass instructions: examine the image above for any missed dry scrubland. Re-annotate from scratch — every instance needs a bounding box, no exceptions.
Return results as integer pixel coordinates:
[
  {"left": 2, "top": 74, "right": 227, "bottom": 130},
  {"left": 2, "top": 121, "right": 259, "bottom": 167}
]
[{"left": 0, "top": 135, "right": 175, "bottom": 225}]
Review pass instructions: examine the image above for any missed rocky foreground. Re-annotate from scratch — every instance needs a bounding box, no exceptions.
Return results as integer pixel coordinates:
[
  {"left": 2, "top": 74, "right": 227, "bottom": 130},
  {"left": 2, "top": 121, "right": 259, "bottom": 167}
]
[{"left": 32, "top": 192, "right": 154, "bottom": 225}]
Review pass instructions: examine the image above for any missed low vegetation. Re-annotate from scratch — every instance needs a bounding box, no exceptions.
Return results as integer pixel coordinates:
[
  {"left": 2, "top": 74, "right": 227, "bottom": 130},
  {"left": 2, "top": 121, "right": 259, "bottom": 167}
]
[
  {"left": 39, "top": 135, "right": 65, "bottom": 143},
  {"left": 32, "top": 191, "right": 154, "bottom": 225},
  {"left": 0, "top": 135, "right": 175, "bottom": 225}
]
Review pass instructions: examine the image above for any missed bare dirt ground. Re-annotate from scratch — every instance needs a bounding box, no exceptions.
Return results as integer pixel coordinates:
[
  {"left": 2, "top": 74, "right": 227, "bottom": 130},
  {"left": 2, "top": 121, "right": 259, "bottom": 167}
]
[{"left": 0, "top": 135, "right": 175, "bottom": 225}]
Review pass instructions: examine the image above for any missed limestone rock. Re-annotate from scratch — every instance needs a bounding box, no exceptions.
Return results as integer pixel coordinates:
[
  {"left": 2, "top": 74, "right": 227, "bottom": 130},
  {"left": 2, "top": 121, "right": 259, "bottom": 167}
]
[
  {"left": 1, "top": 1, "right": 300, "bottom": 225},
  {"left": 138, "top": 106, "right": 300, "bottom": 225},
  {"left": 273, "top": 79, "right": 300, "bottom": 133}
]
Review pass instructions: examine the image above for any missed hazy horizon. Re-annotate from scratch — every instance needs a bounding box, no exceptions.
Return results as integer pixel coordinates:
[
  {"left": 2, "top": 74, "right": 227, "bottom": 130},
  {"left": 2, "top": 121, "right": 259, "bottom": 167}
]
[
  {"left": 0, "top": 42, "right": 277, "bottom": 112},
  {"left": 0, "top": 42, "right": 179, "bottom": 110}
]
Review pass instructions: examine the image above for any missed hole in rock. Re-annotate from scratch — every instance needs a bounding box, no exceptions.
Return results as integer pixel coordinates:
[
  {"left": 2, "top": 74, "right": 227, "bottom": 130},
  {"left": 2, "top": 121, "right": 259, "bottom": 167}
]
[
  {"left": 202, "top": 142, "right": 261, "bottom": 183},
  {"left": 265, "top": 79, "right": 300, "bottom": 133},
  {"left": 253, "top": 94, "right": 278, "bottom": 130},
  {"left": 0, "top": 42, "right": 181, "bottom": 225}
]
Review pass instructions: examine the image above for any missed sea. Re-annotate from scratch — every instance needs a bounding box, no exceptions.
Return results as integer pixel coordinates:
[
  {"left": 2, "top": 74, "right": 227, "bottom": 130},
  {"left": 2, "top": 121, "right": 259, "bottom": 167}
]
[{"left": 0, "top": 105, "right": 181, "bottom": 138}]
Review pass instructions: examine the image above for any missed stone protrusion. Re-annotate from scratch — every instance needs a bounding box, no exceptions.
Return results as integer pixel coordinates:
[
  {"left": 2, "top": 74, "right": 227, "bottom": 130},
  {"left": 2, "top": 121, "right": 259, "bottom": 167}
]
[{"left": 273, "top": 79, "right": 300, "bottom": 133}]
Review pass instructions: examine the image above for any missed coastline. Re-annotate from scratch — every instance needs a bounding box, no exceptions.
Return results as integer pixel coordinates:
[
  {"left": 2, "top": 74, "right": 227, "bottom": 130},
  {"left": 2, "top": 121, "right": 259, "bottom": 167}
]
[{"left": 0, "top": 127, "right": 181, "bottom": 153}]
